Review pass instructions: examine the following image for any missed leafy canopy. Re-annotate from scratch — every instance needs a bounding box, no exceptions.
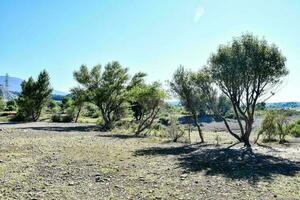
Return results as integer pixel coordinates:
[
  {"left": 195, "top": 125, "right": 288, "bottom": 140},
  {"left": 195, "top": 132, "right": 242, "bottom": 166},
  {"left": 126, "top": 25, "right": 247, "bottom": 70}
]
[
  {"left": 209, "top": 33, "right": 288, "bottom": 146},
  {"left": 17, "top": 70, "right": 53, "bottom": 121}
]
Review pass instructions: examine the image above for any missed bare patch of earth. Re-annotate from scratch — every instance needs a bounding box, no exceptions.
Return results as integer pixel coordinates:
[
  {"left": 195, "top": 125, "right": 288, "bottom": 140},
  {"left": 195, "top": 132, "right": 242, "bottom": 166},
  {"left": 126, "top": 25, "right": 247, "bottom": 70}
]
[{"left": 0, "top": 122, "right": 299, "bottom": 199}]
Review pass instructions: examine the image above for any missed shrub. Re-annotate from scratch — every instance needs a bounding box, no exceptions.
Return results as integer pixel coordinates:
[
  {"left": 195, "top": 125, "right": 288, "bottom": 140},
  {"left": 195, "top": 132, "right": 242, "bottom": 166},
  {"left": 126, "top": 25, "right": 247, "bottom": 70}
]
[
  {"left": 0, "top": 98, "right": 5, "bottom": 111},
  {"left": 257, "top": 111, "right": 277, "bottom": 143},
  {"left": 287, "top": 120, "right": 300, "bottom": 138},
  {"left": 257, "top": 110, "right": 290, "bottom": 143},
  {"left": 11, "top": 112, "right": 26, "bottom": 122},
  {"left": 167, "top": 116, "right": 185, "bottom": 142},
  {"left": 51, "top": 114, "right": 62, "bottom": 122},
  {"left": 16, "top": 70, "right": 53, "bottom": 121},
  {"left": 51, "top": 112, "right": 74, "bottom": 123},
  {"left": 62, "top": 114, "right": 74, "bottom": 122},
  {"left": 5, "top": 100, "right": 18, "bottom": 111},
  {"left": 159, "top": 117, "right": 170, "bottom": 126},
  {"left": 276, "top": 114, "right": 289, "bottom": 143},
  {"left": 83, "top": 103, "right": 100, "bottom": 118}
]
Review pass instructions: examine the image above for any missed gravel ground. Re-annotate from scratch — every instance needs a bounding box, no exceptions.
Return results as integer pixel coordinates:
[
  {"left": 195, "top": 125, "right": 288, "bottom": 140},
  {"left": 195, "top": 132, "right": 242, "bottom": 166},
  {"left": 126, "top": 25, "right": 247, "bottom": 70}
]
[{"left": 0, "top": 122, "right": 299, "bottom": 200}]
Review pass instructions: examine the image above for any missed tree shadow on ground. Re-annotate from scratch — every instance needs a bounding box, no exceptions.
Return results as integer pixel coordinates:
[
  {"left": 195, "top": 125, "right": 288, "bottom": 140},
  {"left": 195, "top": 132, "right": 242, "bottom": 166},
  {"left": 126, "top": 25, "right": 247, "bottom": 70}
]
[
  {"left": 97, "top": 134, "right": 146, "bottom": 140},
  {"left": 17, "top": 125, "right": 100, "bottom": 132},
  {"left": 134, "top": 145, "right": 300, "bottom": 184},
  {"left": 134, "top": 144, "right": 209, "bottom": 156}
]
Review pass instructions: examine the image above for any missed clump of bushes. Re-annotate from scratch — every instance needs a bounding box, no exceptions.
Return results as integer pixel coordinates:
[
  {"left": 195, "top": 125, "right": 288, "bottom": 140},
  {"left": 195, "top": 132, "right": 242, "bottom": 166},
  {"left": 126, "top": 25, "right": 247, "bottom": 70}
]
[
  {"left": 51, "top": 113, "right": 74, "bottom": 123},
  {"left": 258, "top": 111, "right": 278, "bottom": 143},
  {"left": 51, "top": 97, "right": 75, "bottom": 122},
  {"left": 257, "top": 110, "right": 300, "bottom": 144},
  {"left": 83, "top": 103, "right": 100, "bottom": 118},
  {"left": 5, "top": 100, "right": 18, "bottom": 111},
  {"left": 286, "top": 120, "right": 300, "bottom": 138},
  {"left": 167, "top": 116, "right": 185, "bottom": 142},
  {"left": 0, "top": 98, "right": 5, "bottom": 111}
]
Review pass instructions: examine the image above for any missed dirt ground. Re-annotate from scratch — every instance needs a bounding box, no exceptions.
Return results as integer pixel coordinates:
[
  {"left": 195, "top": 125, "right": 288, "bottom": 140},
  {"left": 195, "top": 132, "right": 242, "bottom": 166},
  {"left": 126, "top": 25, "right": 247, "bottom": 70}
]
[{"left": 0, "top": 122, "right": 300, "bottom": 200}]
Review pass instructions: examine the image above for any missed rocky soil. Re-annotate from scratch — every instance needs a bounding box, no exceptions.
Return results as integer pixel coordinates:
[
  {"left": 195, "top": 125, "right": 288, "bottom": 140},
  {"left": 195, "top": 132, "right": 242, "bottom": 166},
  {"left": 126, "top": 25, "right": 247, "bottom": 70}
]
[{"left": 0, "top": 122, "right": 299, "bottom": 200}]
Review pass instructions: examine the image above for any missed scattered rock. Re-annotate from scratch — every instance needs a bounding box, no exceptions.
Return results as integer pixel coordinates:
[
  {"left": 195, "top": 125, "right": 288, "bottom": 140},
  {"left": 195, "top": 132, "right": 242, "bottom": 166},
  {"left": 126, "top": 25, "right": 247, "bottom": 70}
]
[
  {"left": 180, "top": 174, "right": 188, "bottom": 180},
  {"left": 68, "top": 181, "right": 76, "bottom": 186}
]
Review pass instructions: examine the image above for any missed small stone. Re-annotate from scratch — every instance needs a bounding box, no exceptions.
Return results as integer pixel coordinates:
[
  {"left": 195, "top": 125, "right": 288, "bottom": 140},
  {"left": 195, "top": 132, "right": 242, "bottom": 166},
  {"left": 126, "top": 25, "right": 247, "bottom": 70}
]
[
  {"left": 68, "top": 181, "right": 76, "bottom": 186},
  {"left": 180, "top": 174, "right": 188, "bottom": 180}
]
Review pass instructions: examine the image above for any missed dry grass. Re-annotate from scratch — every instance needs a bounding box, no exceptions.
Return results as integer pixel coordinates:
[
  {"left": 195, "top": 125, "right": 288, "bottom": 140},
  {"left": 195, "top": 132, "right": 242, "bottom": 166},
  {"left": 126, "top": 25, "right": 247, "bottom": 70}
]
[{"left": 0, "top": 123, "right": 299, "bottom": 199}]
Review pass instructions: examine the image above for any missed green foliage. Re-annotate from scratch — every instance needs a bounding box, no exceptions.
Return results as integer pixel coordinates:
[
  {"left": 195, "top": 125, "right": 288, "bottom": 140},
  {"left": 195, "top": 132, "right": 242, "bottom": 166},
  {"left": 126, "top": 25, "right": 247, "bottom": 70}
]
[
  {"left": 170, "top": 66, "right": 214, "bottom": 143},
  {"left": 170, "top": 66, "right": 212, "bottom": 116},
  {"left": 256, "top": 102, "right": 266, "bottom": 111},
  {"left": 209, "top": 33, "right": 288, "bottom": 146},
  {"left": 48, "top": 100, "right": 59, "bottom": 113},
  {"left": 0, "top": 98, "right": 5, "bottom": 111},
  {"left": 73, "top": 61, "right": 144, "bottom": 130},
  {"left": 83, "top": 103, "right": 100, "bottom": 118},
  {"left": 51, "top": 113, "right": 74, "bottom": 123},
  {"left": 257, "top": 111, "right": 289, "bottom": 143},
  {"left": 287, "top": 120, "right": 300, "bottom": 138},
  {"left": 5, "top": 100, "right": 18, "bottom": 111},
  {"left": 16, "top": 70, "right": 53, "bottom": 121},
  {"left": 70, "top": 87, "right": 87, "bottom": 122},
  {"left": 258, "top": 111, "right": 278, "bottom": 142},
  {"left": 51, "top": 114, "right": 62, "bottom": 122},
  {"left": 216, "top": 95, "right": 232, "bottom": 116},
  {"left": 61, "top": 97, "right": 73, "bottom": 110},
  {"left": 128, "top": 82, "right": 166, "bottom": 135},
  {"left": 166, "top": 115, "right": 185, "bottom": 142}
]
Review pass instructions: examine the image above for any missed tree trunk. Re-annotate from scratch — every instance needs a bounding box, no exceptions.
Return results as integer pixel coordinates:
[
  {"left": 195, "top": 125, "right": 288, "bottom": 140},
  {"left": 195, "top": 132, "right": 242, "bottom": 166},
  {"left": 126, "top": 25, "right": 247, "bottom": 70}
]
[
  {"left": 75, "top": 106, "right": 82, "bottom": 123},
  {"left": 242, "top": 119, "right": 253, "bottom": 147},
  {"left": 193, "top": 114, "right": 204, "bottom": 143},
  {"left": 242, "top": 134, "right": 251, "bottom": 147}
]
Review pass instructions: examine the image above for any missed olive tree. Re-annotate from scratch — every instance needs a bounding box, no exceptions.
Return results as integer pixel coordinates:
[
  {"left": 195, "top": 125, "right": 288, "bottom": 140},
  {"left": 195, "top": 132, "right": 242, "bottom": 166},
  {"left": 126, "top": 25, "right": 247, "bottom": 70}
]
[
  {"left": 209, "top": 33, "right": 288, "bottom": 147},
  {"left": 170, "top": 66, "right": 214, "bottom": 143},
  {"left": 73, "top": 61, "right": 144, "bottom": 130},
  {"left": 17, "top": 70, "right": 53, "bottom": 121},
  {"left": 128, "top": 82, "right": 166, "bottom": 135},
  {"left": 70, "top": 87, "right": 87, "bottom": 123}
]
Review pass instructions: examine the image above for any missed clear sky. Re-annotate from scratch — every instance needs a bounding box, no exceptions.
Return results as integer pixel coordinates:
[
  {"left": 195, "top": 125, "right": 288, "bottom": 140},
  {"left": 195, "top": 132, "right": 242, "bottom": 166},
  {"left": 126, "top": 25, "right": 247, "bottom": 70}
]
[{"left": 1, "top": 0, "right": 299, "bottom": 102}]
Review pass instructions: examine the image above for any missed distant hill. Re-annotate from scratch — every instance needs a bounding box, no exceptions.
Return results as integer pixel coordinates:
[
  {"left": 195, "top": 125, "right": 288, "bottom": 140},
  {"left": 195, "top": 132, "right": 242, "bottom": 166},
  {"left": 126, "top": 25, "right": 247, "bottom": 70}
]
[
  {"left": 266, "top": 102, "right": 300, "bottom": 110},
  {"left": 167, "top": 99, "right": 300, "bottom": 110},
  {"left": 0, "top": 75, "right": 68, "bottom": 100}
]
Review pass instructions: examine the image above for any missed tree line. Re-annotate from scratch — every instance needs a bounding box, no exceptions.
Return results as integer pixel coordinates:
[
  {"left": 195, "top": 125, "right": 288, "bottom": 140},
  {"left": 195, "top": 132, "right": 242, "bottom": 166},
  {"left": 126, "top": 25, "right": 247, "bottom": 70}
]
[{"left": 3, "top": 33, "right": 288, "bottom": 147}]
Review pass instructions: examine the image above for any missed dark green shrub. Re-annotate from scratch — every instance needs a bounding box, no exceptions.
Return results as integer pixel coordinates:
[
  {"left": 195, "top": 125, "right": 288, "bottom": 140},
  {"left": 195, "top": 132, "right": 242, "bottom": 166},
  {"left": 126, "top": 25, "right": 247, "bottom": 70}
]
[
  {"left": 62, "top": 114, "right": 74, "bottom": 122},
  {"left": 11, "top": 112, "right": 26, "bottom": 122},
  {"left": 5, "top": 100, "right": 18, "bottom": 111},
  {"left": 51, "top": 114, "right": 62, "bottom": 122},
  {"left": 83, "top": 103, "right": 99, "bottom": 118},
  {"left": 0, "top": 98, "right": 5, "bottom": 111},
  {"left": 167, "top": 116, "right": 185, "bottom": 142},
  {"left": 257, "top": 111, "right": 277, "bottom": 143},
  {"left": 287, "top": 120, "right": 300, "bottom": 138},
  {"left": 51, "top": 113, "right": 74, "bottom": 123},
  {"left": 159, "top": 117, "right": 170, "bottom": 126}
]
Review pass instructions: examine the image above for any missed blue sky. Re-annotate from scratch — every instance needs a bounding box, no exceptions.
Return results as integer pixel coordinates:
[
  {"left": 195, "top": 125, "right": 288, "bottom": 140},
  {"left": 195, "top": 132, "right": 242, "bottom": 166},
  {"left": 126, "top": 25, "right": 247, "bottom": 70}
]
[{"left": 1, "top": 0, "right": 299, "bottom": 102}]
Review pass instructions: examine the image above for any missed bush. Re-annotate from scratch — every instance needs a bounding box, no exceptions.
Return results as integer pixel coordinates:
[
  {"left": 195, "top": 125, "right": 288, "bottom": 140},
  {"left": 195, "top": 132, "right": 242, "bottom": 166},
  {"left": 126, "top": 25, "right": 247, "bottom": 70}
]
[
  {"left": 167, "top": 116, "right": 185, "bottom": 142},
  {"left": 51, "top": 114, "right": 62, "bottom": 122},
  {"left": 5, "top": 100, "right": 18, "bottom": 111},
  {"left": 257, "top": 111, "right": 278, "bottom": 143},
  {"left": 62, "top": 114, "right": 74, "bottom": 122},
  {"left": 51, "top": 113, "right": 74, "bottom": 123},
  {"left": 83, "top": 103, "right": 100, "bottom": 118},
  {"left": 11, "top": 112, "right": 26, "bottom": 122},
  {"left": 0, "top": 98, "right": 5, "bottom": 111},
  {"left": 257, "top": 110, "right": 290, "bottom": 143},
  {"left": 159, "top": 117, "right": 170, "bottom": 126},
  {"left": 287, "top": 120, "right": 300, "bottom": 138}
]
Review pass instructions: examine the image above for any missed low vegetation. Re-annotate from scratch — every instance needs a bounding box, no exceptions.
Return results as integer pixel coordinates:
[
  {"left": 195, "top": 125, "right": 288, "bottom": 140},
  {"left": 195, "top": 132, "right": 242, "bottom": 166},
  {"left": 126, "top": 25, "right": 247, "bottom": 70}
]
[{"left": 0, "top": 33, "right": 299, "bottom": 199}]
